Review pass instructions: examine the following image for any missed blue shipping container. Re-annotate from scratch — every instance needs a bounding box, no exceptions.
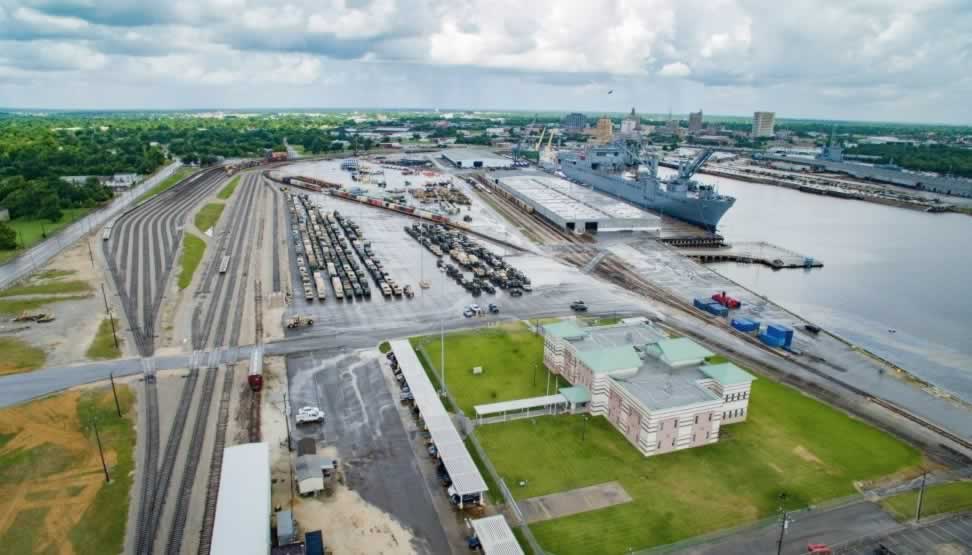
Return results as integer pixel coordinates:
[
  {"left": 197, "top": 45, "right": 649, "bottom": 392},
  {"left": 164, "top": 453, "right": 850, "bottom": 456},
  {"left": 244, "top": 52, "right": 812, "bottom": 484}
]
[
  {"left": 694, "top": 298, "right": 713, "bottom": 310},
  {"left": 706, "top": 303, "right": 729, "bottom": 317},
  {"left": 767, "top": 324, "right": 794, "bottom": 347},
  {"left": 731, "top": 318, "right": 759, "bottom": 333},
  {"left": 305, "top": 530, "right": 325, "bottom": 555},
  {"left": 759, "top": 333, "right": 785, "bottom": 347}
]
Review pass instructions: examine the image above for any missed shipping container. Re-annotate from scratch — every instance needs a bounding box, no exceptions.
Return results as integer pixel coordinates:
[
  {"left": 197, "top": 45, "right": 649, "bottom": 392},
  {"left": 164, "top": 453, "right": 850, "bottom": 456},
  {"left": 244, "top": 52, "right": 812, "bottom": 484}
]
[
  {"left": 693, "top": 298, "right": 714, "bottom": 311},
  {"left": 759, "top": 333, "right": 785, "bottom": 348},
  {"left": 304, "top": 530, "right": 325, "bottom": 555},
  {"left": 706, "top": 303, "right": 729, "bottom": 317},
  {"left": 766, "top": 324, "right": 794, "bottom": 347},
  {"left": 331, "top": 276, "right": 344, "bottom": 300},
  {"left": 731, "top": 318, "right": 760, "bottom": 333}
]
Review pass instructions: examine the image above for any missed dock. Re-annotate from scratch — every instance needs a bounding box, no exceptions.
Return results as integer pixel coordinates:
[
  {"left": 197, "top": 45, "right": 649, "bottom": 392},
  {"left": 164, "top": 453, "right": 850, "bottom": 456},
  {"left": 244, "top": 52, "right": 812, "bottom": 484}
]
[{"left": 674, "top": 241, "right": 823, "bottom": 269}]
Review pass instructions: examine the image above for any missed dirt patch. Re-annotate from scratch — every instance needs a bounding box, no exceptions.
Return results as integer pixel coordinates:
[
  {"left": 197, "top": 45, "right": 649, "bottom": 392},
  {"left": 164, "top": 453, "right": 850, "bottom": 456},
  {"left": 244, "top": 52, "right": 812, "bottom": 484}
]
[
  {"left": 292, "top": 487, "right": 417, "bottom": 555},
  {"left": 793, "top": 445, "right": 824, "bottom": 465},
  {"left": 768, "top": 462, "right": 785, "bottom": 474},
  {"left": 0, "top": 390, "right": 108, "bottom": 554}
]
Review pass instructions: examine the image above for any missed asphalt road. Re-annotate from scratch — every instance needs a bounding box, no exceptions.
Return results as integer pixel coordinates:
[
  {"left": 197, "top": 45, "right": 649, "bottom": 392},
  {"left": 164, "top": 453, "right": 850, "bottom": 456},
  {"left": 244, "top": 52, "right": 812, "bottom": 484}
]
[
  {"left": 287, "top": 347, "right": 451, "bottom": 554},
  {"left": 677, "top": 501, "right": 899, "bottom": 555},
  {"left": 0, "top": 161, "right": 182, "bottom": 289}
]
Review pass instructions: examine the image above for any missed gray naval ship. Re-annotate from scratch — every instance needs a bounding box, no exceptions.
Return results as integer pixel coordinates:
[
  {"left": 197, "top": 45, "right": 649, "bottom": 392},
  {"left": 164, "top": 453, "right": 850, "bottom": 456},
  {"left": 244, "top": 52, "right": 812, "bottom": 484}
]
[{"left": 559, "top": 141, "right": 735, "bottom": 230}]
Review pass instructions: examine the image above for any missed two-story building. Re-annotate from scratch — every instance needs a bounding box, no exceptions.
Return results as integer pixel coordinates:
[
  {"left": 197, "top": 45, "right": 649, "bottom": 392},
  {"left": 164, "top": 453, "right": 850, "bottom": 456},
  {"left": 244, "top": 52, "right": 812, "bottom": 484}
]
[{"left": 542, "top": 320, "right": 756, "bottom": 457}]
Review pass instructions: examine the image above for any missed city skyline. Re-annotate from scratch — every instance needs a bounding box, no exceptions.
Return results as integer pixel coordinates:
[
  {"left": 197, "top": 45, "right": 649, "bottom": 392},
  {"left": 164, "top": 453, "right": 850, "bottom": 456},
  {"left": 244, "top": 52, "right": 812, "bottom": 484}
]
[{"left": 1, "top": 1, "right": 971, "bottom": 124}]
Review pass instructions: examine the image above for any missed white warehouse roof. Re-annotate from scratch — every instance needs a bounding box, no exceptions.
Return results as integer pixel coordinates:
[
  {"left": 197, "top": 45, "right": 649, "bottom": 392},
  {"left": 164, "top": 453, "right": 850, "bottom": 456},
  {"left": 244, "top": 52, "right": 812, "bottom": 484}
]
[
  {"left": 442, "top": 148, "right": 513, "bottom": 169},
  {"left": 211, "top": 442, "right": 271, "bottom": 555},
  {"left": 471, "top": 515, "right": 524, "bottom": 555}
]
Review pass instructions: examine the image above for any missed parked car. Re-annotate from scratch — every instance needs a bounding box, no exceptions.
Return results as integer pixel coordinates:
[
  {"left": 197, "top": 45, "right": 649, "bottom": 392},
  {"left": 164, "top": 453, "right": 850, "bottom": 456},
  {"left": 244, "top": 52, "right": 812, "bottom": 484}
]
[
  {"left": 570, "top": 300, "right": 588, "bottom": 312},
  {"left": 509, "top": 288, "right": 523, "bottom": 297},
  {"left": 488, "top": 303, "right": 499, "bottom": 314},
  {"left": 296, "top": 406, "right": 325, "bottom": 425}
]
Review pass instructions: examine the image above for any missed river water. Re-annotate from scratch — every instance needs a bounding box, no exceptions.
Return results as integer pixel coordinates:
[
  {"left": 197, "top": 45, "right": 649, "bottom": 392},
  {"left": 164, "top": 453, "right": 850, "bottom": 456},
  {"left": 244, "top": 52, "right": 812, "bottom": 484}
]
[{"left": 679, "top": 170, "right": 972, "bottom": 402}]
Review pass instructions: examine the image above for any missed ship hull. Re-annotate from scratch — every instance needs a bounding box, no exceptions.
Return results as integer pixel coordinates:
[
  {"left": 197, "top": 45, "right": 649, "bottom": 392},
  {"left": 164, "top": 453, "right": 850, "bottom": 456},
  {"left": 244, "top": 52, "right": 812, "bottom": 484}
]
[{"left": 561, "top": 165, "right": 734, "bottom": 231}]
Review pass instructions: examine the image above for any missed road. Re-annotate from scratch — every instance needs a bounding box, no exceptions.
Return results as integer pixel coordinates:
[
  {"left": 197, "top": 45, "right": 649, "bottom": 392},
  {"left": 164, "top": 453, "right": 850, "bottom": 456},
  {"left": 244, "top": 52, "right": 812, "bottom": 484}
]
[
  {"left": 104, "top": 167, "right": 226, "bottom": 355},
  {"left": 0, "top": 161, "right": 182, "bottom": 289}
]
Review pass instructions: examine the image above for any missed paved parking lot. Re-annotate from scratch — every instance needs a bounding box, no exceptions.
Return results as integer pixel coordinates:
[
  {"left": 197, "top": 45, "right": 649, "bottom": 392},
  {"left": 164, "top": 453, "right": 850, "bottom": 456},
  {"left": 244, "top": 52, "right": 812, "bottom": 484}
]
[
  {"left": 837, "top": 513, "right": 972, "bottom": 554},
  {"left": 287, "top": 348, "right": 451, "bottom": 554}
]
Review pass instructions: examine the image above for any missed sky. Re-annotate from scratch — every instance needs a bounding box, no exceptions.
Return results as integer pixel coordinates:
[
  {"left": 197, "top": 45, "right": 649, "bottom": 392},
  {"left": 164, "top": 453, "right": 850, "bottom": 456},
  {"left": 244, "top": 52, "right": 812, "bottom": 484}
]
[{"left": 0, "top": 0, "right": 971, "bottom": 124}]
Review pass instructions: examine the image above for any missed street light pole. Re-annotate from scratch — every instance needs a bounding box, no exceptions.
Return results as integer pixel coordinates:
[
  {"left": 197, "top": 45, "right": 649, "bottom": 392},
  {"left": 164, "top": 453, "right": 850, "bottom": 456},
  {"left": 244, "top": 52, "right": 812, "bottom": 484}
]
[
  {"left": 101, "top": 284, "right": 119, "bottom": 350},
  {"left": 916, "top": 471, "right": 928, "bottom": 522},
  {"left": 109, "top": 373, "right": 122, "bottom": 417},
  {"left": 440, "top": 318, "right": 446, "bottom": 394},
  {"left": 776, "top": 492, "right": 787, "bottom": 555}
]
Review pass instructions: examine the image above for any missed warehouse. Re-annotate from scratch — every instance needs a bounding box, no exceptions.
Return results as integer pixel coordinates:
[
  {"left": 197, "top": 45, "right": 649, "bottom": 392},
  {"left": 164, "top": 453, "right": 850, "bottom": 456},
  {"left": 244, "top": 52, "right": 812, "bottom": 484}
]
[
  {"left": 441, "top": 148, "right": 514, "bottom": 169},
  {"left": 542, "top": 320, "right": 755, "bottom": 457},
  {"left": 211, "top": 442, "right": 271, "bottom": 555},
  {"left": 495, "top": 174, "right": 660, "bottom": 234}
]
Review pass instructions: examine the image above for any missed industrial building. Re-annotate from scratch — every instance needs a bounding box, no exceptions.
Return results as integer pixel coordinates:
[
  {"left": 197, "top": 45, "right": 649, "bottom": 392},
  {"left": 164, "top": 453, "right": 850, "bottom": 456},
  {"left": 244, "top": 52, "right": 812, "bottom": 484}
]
[
  {"left": 593, "top": 117, "right": 614, "bottom": 144},
  {"left": 542, "top": 320, "right": 755, "bottom": 457},
  {"left": 752, "top": 111, "right": 776, "bottom": 138},
  {"left": 561, "top": 112, "right": 587, "bottom": 131},
  {"left": 620, "top": 108, "right": 641, "bottom": 135},
  {"left": 688, "top": 111, "right": 704, "bottom": 134},
  {"left": 495, "top": 174, "right": 660, "bottom": 234},
  {"left": 211, "top": 442, "right": 271, "bottom": 555},
  {"left": 441, "top": 149, "right": 514, "bottom": 169}
]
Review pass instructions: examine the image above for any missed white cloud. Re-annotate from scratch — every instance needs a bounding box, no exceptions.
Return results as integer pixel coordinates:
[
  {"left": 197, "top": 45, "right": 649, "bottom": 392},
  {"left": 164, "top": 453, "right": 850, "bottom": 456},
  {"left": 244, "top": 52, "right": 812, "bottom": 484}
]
[
  {"left": 13, "top": 7, "right": 89, "bottom": 31},
  {"left": 658, "top": 62, "right": 691, "bottom": 77}
]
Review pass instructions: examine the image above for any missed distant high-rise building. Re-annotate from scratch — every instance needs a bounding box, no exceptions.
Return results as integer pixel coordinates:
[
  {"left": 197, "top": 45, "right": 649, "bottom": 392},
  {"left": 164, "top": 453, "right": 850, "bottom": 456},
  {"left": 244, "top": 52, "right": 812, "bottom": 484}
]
[
  {"left": 561, "top": 112, "right": 587, "bottom": 131},
  {"left": 594, "top": 117, "right": 614, "bottom": 144},
  {"left": 688, "top": 110, "right": 703, "bottom": 134},
  {"left": 620, "top": 107, "right": 641, "bottom": 135},
  {"left": 752, "top": 112, "right": 776, "bottom": 138}
]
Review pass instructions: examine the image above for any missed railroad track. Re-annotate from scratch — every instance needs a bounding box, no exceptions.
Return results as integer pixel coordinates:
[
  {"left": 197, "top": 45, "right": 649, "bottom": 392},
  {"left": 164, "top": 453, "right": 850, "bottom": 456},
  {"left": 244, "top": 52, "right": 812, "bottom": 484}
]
[
  {"left": 135, "top": 376, "right": 160, "bottom": 555},
  {"left": 271, "top": 186, "right": 282, "bottom": 292},
  {"left": 105, "top": 168, "right": 226, "bottom": 356},
  {"left": 165, "top": 366, "right": 219, "bottom": 555},
  {"left": 198, "top": 364, "right": 236, "bottom": 555}
]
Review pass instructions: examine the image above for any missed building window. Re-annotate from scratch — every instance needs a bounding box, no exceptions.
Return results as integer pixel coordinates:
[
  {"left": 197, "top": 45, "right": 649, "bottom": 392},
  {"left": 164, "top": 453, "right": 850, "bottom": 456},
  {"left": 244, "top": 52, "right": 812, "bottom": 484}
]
[
  {"left": 673, "top": 418, "right": 678, "bottom": 428},
  {"left": 671, "top": 439, "right": 675, "bottom": 447},
  {"left": 694, "top": 415, "right": 699, "bottom": 424},
  {"left": 708, "top": 413, "right": 712, "bottom": 421},
  {"left": 705, "top": 431, "right": 710, "bottom": 439},
  {"left": 741, "top": 408, "right": 746, "bottom": 416},
  {"left": 657, "top": 442, "right": 661, "bottom": 449}
]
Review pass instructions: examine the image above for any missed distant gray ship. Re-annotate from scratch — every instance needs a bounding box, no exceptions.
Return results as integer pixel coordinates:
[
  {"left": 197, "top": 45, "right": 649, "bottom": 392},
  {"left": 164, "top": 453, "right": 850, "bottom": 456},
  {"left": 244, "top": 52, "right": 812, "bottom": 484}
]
[{"left": 559, "top": 141, "right": 735, "bottom": 231}]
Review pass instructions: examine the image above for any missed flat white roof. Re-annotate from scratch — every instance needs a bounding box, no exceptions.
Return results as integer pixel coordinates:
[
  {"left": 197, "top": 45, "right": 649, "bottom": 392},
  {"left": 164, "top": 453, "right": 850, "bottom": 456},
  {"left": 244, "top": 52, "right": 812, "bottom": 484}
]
[
  {"left": 442, "top": 148, "right": 513, "bottom": 168},
  {"left": 471, "top": 515, "right": 524, "bottom": 555},
  {"left": 211, "top": 442, "right": 270, "bottom": 555},
  {"left": 497, "top": 174, "right": 659, "bottom": 228},
  {"left": 474, "top": 394, "right": 567, "bottom": 417},
  {"left": 390, "top": 340, "right": 489, "bottom": 496}
]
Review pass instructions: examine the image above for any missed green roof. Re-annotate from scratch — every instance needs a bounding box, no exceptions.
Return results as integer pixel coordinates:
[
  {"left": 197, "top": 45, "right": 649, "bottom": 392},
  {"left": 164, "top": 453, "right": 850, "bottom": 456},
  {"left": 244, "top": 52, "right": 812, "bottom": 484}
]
[
  {"left": 649, "top": 337, "right": 714, "bottom": 366},
  {"left": 577, "top": 346, "right": 642, "bottom": 373},
  {"left": 559, "top": 385, "right": 591, "bottom": 404},
  {"left": 542, "top": 320, "right": 587, "bottom": 339},
  {"left": 700, "top": 363, "right": 756, "bottom": 385}
]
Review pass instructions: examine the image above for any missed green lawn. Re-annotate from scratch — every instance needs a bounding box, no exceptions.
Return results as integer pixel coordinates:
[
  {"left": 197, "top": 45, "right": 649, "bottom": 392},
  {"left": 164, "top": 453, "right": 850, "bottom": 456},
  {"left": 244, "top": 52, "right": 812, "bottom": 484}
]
[
  {"left": 194, "top": 202, "right": 225, "bottom": 233},
  {"left": 177, "top": 233, "right": 206, "bottom": 289},
  {"left": 217, "top": 176, "right": 241, "bottom": 200},
  {"left": 0, "top": 337, "right": 47, "bottom": 375},
  {"left": 0, "top": 294, "right": 91, "bottom": 316},
  {"left": 136, "top": 166, "right": 194, "bottom": 205},
  {"left": 85, "top": 318, "right": 122, "bottom": 360},
  {"left": 0, "top": 208, "right": 95, "bottom": 264},
  {"left": 882, "top": 481, "right": 972, "bottom": 521},
  {"left": 0, "top": 279, "right": 91, "bottom": 298},
  {"left": 476, "top": 377, "right": 923, "bottom": 554},
  {"left": 410, "top": 322, "right": 560, "bottom": 415}
]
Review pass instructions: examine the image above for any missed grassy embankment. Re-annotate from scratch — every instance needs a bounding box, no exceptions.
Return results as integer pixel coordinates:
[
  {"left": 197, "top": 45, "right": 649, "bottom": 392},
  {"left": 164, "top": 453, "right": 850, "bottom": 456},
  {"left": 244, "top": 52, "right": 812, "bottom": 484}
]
[
  {"left": 136, "top": 166, "right": 194, "bottom": 205},
  {"left": 217, "top": 176, "right": 241, "bottom": 200},
  {"left": 177, "top": 233, "right": 206, "bottom": 289},
  {"left": 0, "top": 388, "right": 135, "bottom": 554},
  {"left": 85, "top": 318, "right": 123, "bottom": 360},
  {"left": 0, "top": 208, "right": 95, "bottom": 264},
  {"left": 881, "top": 481, "right": 972, "bottom": 521},
  {"left": 0, "top": 337, "right": 47, "bottom": 375},
  {"left": 194, "top": 203, "right": 225, "bottom": 233},
  {"left": 415, "top": 321, "right": 924, "bottom": 554}
]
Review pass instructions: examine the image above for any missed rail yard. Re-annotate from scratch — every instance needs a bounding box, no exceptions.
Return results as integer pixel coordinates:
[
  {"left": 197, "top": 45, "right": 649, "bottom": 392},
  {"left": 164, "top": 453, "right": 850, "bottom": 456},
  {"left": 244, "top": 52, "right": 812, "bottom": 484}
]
[{"left": 2, "top": 149, "right": 971, "bottom": 555}]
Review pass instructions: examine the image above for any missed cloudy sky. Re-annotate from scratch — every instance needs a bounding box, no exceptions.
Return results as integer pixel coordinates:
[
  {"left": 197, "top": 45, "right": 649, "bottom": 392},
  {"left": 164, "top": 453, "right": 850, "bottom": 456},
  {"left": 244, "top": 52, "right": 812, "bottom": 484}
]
[{"left": 1, "top": 0, "right": 970, "bottom": 123}]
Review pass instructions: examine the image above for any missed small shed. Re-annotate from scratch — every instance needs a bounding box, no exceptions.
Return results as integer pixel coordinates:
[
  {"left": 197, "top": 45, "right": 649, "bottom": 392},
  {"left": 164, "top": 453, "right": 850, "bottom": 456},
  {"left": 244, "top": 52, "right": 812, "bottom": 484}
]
[
  {"left": 470, "top": 515, "right": 524, "bottom": 554},
  {"left": 275, "top": 510, "right": 296, "bottom": 546},
  {"left": 296, "top": 455, "right": 325, "bottom": 495},
  {"left": 305, "top": 530, "right": 325, "bottom": 555}
]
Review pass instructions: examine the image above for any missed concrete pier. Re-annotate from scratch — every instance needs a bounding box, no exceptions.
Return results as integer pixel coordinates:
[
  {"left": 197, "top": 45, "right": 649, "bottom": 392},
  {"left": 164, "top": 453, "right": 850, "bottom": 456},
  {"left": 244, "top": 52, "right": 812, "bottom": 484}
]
[{"left": 675, "top": 241, "right": 823, "bottom": 269}]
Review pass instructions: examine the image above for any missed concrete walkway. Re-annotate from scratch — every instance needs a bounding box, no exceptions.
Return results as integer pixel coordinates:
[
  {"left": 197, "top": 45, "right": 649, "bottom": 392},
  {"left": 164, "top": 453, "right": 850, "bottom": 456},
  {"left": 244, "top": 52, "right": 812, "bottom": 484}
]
[{"left": 519, "top": 481, "right": 632, "bottom": 523}]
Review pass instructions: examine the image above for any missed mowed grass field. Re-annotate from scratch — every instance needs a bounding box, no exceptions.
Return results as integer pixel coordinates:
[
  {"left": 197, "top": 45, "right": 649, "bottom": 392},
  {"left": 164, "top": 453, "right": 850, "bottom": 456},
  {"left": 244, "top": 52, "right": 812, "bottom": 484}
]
[
  {"left": 85, "top": 317, "right": 122, "bottom": 360},
  {"left": 0, "top": 387, "right": 135, "bottom": 554},
  {"left": 0, "top": 337, "right": 46, "bottom": 375},
  {"left": 0, "top": 208, "right": 95, "bottom": 264},
  {"left": 177, "top": 232, "right": 206, "bottom": 289},
  {"left": 882, "top": 481, "right": 972, "bottom": 521},
  {"left": 136, "top": 166, "right": 194, "bottom": 204},
  {"left": 217, "top": 175, "right": 240, "bottom": 200},
  {"left": 410, "top": 322, "right": 561, "bottom": 415},
  {"left": 477, "top": 378, "right": 923, "bottom": 554}
]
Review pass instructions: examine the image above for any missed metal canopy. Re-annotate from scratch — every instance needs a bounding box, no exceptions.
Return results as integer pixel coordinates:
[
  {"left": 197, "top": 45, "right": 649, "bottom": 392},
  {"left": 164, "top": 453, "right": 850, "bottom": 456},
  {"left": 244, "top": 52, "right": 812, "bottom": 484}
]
[
  {"left": 474, "top": 394, "right": 567, "bottom": 417},
  {"left": 470, "top": 515, "right": 524, "bottom": 555},
  {"left": 391, "top": 340, "right": 488, "bottom": 496}
]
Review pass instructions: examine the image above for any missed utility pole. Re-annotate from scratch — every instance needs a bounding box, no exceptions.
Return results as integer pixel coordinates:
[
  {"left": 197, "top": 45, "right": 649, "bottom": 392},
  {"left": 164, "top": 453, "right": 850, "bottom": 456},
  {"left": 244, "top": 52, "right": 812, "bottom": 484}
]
[
  {"left": 101, "top": 284, "right": 119, "bottom": 350},
  {"left": 93, "top": 420, "right": 110, "bottom": 483},
  {"left": 86, "top": 238, "right": 95, "bottom": 269},
  {"left": 109, "top": 373, "right": 122, "bottom": 417},
  {"left": 776, "top": 492, "right": 788, "bottom": 555},
  {"left": 916, "top": 471, "right": 928, "bottom": 522},
  {"left": 440, "top": 318, "right": 446, "bottom": 395}
]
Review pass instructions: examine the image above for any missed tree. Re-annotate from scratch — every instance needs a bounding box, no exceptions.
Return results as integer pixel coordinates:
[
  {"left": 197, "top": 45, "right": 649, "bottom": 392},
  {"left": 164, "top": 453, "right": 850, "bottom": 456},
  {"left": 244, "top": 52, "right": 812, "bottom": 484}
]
[
  {"left": 0, "top": 221, "right": 16, "bottom": 250},
  {"left": 39, "top": 198, "right": 62, "bottom": 222}
]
